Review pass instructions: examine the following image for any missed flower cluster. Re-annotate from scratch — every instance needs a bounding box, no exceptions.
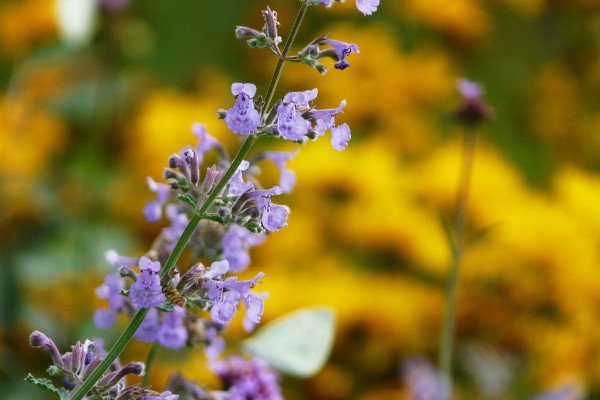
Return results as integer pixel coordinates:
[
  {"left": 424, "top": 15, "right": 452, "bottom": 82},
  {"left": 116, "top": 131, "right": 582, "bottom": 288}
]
[
  {"left": 27, "top": 0, "right": 380, "bottom": 398},
  {"left": 211, "top": 356, "right": 283, "bottom": 400},
  {"left": 28, "top": 331, "right": 177, "bottom": 399}
]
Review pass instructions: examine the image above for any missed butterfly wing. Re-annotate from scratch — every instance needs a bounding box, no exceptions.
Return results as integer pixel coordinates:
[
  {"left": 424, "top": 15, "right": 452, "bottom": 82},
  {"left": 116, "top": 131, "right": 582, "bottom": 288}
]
[{"left": 242, "top": 307, "right": 336, "bottom": 377}]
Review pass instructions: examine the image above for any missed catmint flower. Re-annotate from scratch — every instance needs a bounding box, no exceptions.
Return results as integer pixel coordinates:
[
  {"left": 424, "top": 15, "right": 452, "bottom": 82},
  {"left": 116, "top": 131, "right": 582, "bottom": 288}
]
[
  {"left": 309, "top": 100, "right": 346, "bottom": 136},
  {"left": 283, "top": 88, "right": 318, "bottom": 108},
  {"left": 225, "top": 83, "right": 261, "bottom": 135},
  {"left": 248, "top": 187, "right": 289, "bottom": 231},
  {"left": 403, "top": 358, "right": 450, "bottom": 400},
  {"left": 144, "top": 177, "right": 171, "bottom": 223},
  {"left": 158, "top": 306, "right": 189, "bottom": 349},
  {"left": 356, "top": 0, "right": 379, "bottom": 15},
  {"left": 105, "top": 249, "right": 138, "bottom": 268},
  {"left": 144, "top": 391, "right": 179, "bottom": 400},
  {"left": 94, "top": 273, "right": 127, "bottom": 329},
  {"left": 222, "top": 225, "right": 265, "bottom": 272},
  {"left": 134, "top": 307, "right": 161, "bottom": 342},
  {"left": 276, "top": 102, "right": 310, "bottom": 141},
  {"left": 261, "top": 150, "right": 298, "bottom": 193},
  {"left": 163, "top": 204, "right": 190, "bottom": 250},
  {"left": 129, "top": 256, "right": 166, "bottom": 308},
  {"left": 192, "top": 123, "right": 223, "bottom": 164},
  {"left": 29, "top": 331, "right": 64, "bottom": 369},
  {"left": 331, "top": 123, "right": 351, "bottom": 151},
  {"left": 322, "top": 39, "right": 359, "bottom": 70},
  {"left": 454, "top": 78, "right": 493, "bottom": 125},
  {"left": 228, "top": 160, "right": 255, "bottom": 196},
  {"left": 261, "top": 7, "right": 280, "bottom": 43},
  {"left": 211, "top": 356, "right": 283, "bottom": 400},
  {"left": 211, "top": 290, "right": 241, "bottom": 325}
]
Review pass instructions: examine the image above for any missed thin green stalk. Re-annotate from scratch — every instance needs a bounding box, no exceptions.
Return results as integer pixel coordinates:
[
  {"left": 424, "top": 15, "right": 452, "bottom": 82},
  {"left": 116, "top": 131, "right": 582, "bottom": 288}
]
[
  {"left": 438, "top": 125, "right": 477, "bottom": 388},
  {"left": 70, "top": 4, "right": 310, "bottom": 398},
  {"left": 142, "top": 343, "right": 160, "bottom": 387},
  {"left": 262, "top": 2, "right": 309, "bottom": 112}
]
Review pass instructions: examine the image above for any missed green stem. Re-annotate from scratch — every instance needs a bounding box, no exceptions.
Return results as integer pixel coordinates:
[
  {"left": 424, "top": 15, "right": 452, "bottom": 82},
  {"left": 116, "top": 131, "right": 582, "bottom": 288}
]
[
  {"left": 142, "top": 343, "right": 160, "bottom": 387},
  {"left": 70, "top": 3, "right": 310, "bottom": 399},
  {"left": 438, "top": 125, "right": 477, "bottom": 388}
]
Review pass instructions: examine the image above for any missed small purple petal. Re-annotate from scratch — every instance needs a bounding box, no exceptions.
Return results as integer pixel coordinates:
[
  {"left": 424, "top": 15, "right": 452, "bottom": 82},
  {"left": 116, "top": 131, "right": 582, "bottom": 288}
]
[
  {"left": 134, "top": 308, "right": 160, "bottom": 342},
  {"left": 93, "top": 308, "right": 117, "bottom": 329},
  {"left": 356, "top": 0, "right": 379, "bottom": 15},
  {"left": 331, "top": 123, "right": 351, "bottom": 151}
]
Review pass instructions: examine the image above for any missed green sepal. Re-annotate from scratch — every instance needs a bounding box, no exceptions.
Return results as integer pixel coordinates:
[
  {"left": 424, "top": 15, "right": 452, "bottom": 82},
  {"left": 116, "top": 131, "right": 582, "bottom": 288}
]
[
  {"left": 202, "top": 214, "right": 227, "bottom": 225},
  {"left": 119, "top": 289, "right": 130, "bottom": 297},
  {"left": 46, "top": 366, "right": 62, "bottom": 376},
  {"left": 177, "top": 194, "right": 198, "bottom": 209},
  {"left": 188, "top": 298, "right": 212, "bottom": 311},
  {"left": 25, "top": 374, "right": 70, "bottom": 400},
  {"left": 156, "top": 302, "right": 175, "bottom": 313}
]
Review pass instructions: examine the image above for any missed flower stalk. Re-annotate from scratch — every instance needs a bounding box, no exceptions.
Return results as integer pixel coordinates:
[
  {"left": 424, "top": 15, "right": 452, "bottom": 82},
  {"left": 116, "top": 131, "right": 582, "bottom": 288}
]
[
  {"left": 438, "top": 124, "right": 477, "bottom": 388},
  {"left": 69, "top": 4, "right": 310, "bottom": 398}
]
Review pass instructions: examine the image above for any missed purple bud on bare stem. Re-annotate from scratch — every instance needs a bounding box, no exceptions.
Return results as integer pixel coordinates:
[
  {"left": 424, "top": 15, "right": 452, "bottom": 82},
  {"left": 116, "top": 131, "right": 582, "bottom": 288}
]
[{"left": 454, "top": 78, "right": 493, "bottom": 126}]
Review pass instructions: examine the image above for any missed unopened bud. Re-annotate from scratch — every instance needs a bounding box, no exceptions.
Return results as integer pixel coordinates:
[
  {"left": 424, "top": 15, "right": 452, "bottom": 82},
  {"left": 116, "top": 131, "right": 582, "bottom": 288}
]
[{"left": 261, "top": 7, "right": 280, "bottom": 42}]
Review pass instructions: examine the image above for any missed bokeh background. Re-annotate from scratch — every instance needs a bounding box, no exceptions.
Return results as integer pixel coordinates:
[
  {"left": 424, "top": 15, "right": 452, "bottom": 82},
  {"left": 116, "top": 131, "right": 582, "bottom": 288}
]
[{"left": 2, "top": 0, "right": 600, "bottom": 398}]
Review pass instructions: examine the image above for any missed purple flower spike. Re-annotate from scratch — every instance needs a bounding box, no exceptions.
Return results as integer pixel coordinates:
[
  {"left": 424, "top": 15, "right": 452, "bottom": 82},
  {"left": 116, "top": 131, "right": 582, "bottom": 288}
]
[
  {"left": 323, "top": 39, "right": 359, "bottom": 70},
  {"left": 212, "top": 356, "right": 282, "bottom": 400},
  {"left": 356, "top": 0, "right": 379, "bottom": 15},
  {"left": 225, "top": 83, "right": 261, "bottom": 135},
  {"left": 143, "top": 177, "right": 171, "bottom": 223},
  {"left": 129, "top": 257, "right": 165, "bottom": 308},
  {"left": 331, "top": 123, "right": 351, "bottom": 151},
  {"left": 158, "top": 306, "right": 188, "bottom": 349}
]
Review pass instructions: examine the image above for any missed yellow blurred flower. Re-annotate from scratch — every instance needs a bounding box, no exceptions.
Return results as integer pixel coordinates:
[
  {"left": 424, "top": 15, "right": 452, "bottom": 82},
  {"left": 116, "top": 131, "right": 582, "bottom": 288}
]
[{"left": 0, "top": 0, "right": 58, "bottom": 57}]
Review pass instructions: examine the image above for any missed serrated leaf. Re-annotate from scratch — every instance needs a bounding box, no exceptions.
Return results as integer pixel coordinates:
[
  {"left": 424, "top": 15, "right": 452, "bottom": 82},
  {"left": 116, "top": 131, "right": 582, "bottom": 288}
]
[
  {"left": 242, "top": 307, "right": 335, "bottom": 378},
  {"left": 177, "top": 194, "right": 198, "bottom": 209},
  {"left": 25, "top": 374, "right": 69, "bottom": 399}
]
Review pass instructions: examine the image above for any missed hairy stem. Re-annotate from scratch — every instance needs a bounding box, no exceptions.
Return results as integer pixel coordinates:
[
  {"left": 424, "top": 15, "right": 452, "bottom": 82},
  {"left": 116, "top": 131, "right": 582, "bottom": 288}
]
[
  {"left": 438, "top": 125, "right": 477, "bottom": 388},
  {"left": 69, "top": 4, "right": 310, "bottom": 399}
]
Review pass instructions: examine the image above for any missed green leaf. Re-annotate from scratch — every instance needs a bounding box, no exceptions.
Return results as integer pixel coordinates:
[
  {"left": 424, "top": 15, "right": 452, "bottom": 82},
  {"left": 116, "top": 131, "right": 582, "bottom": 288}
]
[
  {"left": 24, "top": 374, "right": 69, "bottom": 400},
  {"left": 242, "top": 307, "right": 336, "bottom": 378},
  {"left": 156, "top": 302, "right": 175, "bottom": 313},
  {"left": 177, "top": 194, "right": 198, "bottom": 209}
]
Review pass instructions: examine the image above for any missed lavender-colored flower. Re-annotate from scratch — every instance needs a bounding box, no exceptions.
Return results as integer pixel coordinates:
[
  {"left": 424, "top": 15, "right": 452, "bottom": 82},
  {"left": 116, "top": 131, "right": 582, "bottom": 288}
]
[
  {"left": 276, "top": 102, "right": 310, "bottom": 141},
  {"left": 94, "top": 273, "right": 127, "bottom": 329},
  {"left": 211, "top": 290, "right": 241, "bottom": 325},
  {"left": 158, "top": 306, "right": 188, "bottom": 349},
  {"left": 222, "top": 225, "right": 265, "bottom": 273},
  {"left": 204, "top": 326, "right": 226, "bottom": 360},
  {"left": 143, "top": 177, "right": 171, "bottom": 223},
  {"left": 134, "top": 307, "right": 161, "bottom": 343},
  {"left": 531, "top": 383, "right": 583, "bottom": 400},
  {"left": 248, "top": 187, "right": 289, "bottom": 232},
  {"left": 323, "top": 39, "right": 359, "bottom": 70},
  {"left": 356, "top": 0, "right": 379, "bottom": 15},
  {"left": 403, "top": 358, "right": 450, "bottom": 400},
  {"left": 105, "top": 249, "right": 138, "bottom": 268},
  {"left": 262, "top": 150, "right": 297, "bottom": 193},
  {"left": 144, "top": 391, "right": 179, "bottom": 400},
  {"left": 310, "top": 100, "right": 346, "bottom": 136},
  {"left": 283, "top": 88, "right": 318, "bottom": 108},
  {"left": 228, "top": 160, "right": 255, "bottom": 196},
  {"left": 129, "top": 257, "right": 166, "bottom": 308},
  {"left": 331, "top": 123, "right": 351, "bottom": 151},
  {"left": 211, "top": 356, "right": 282, "bottom": 400},
  {"left": 163, "top": 204, "right": 190, "bottom": 250},
  {"left": 454, "top": 78, "right": 493, "bottom": 124},
  {"left": 225, "top": 83, "right": 261, "bottom": 135}
]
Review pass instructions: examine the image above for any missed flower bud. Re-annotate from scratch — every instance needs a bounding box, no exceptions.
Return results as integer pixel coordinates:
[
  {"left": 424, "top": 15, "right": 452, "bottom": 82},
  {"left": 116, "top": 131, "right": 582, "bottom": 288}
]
[
  {"left": 29, "top": 331, "right": 65, "bottom": 369},
  {"left": 261, "top": 7, "right": 280, "bottom": 42}
]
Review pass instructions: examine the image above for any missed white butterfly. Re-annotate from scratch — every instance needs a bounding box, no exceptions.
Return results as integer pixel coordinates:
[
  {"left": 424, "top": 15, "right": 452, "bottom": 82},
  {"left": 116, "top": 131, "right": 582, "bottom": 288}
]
[{"left": 242, "top": 307, "right": 336, "bottom": 377}]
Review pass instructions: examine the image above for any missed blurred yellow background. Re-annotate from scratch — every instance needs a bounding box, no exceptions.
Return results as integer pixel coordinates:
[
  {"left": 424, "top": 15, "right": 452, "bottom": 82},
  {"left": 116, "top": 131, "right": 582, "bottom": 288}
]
[{"left": 2, "top": 0, "right": 600, "bottom": 398}]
